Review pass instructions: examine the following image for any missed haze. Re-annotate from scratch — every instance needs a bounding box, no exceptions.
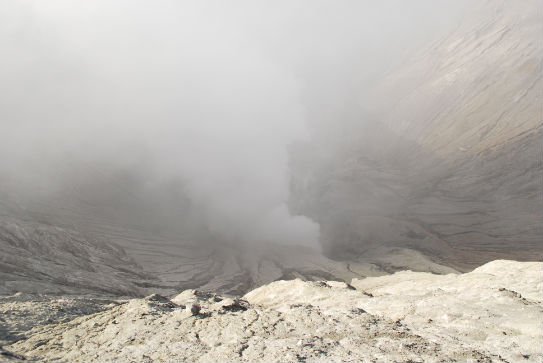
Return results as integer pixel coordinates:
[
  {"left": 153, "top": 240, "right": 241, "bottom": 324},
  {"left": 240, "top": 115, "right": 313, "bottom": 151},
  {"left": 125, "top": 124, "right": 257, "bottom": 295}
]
[{"left": 1, "top": 1, "right": 470, "bottom": 249}]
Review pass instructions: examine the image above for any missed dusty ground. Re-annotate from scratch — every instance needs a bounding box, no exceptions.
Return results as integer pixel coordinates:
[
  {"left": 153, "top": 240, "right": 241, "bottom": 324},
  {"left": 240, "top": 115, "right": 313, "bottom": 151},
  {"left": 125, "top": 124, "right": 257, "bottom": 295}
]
[{"left": 1, "top": 259, "right": 540, "bottom": 362}]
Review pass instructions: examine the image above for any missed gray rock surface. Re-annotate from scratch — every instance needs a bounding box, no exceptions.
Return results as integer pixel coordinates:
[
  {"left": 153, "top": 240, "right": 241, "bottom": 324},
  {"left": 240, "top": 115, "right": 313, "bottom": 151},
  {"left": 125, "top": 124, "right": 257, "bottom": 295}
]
[{"left": 2, "top": 260, "right": 541, "bottom": 362}]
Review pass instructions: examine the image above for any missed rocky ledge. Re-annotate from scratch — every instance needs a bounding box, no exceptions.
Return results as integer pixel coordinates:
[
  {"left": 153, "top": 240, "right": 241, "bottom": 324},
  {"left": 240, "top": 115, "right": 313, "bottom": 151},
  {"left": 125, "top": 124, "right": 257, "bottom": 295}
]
[{"left": 1, "top": 260, "right": 541, "bottom": 362}]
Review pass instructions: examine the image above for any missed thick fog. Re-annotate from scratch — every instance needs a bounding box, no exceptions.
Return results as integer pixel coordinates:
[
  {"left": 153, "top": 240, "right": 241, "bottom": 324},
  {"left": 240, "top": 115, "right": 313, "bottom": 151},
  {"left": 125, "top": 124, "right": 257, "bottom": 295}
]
[{"left": 0, "top": 1, "right": 468, "bottom": 248}]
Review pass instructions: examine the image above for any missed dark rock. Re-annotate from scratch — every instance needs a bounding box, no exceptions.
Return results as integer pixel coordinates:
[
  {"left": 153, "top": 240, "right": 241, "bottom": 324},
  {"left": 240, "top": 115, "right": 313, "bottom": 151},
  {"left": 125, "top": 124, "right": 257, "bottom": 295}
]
[
  {"left": 190, "top": 303, "right": 201, "bottom": 315},
  {"left": 221, "top": 299, "right": 249, "bottom": 312}
]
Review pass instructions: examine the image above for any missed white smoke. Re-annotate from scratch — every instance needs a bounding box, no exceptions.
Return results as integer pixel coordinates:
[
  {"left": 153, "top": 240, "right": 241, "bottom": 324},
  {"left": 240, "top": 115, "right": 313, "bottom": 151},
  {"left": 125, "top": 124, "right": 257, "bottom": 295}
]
[
  {"left": 0, "top": 0, "right": 320, "bottom": 247},
  {"left": 0, "top": 0, "right": 468, "bottom": 248}
]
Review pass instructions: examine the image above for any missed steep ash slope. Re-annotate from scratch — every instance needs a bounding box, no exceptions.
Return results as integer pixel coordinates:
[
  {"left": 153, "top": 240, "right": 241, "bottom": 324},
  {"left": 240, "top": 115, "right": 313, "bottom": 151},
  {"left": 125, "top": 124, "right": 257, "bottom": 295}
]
[
  {"left": 291, "top": 0, "right": 542, "bottom": 269},
  {"left": 0, "top": 214, "right": 150, "bottom": 296}
]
